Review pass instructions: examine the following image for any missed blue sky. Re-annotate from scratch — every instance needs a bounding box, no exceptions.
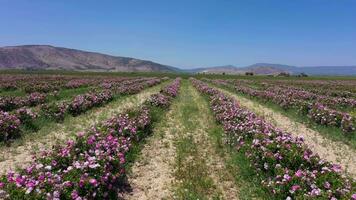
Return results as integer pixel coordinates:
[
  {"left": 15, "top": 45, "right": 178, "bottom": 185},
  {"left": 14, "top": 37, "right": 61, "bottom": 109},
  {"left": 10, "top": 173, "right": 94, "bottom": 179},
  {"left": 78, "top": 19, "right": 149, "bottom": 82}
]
[{"left": 1, "top": 0, "right": 355, "bottom": 68}]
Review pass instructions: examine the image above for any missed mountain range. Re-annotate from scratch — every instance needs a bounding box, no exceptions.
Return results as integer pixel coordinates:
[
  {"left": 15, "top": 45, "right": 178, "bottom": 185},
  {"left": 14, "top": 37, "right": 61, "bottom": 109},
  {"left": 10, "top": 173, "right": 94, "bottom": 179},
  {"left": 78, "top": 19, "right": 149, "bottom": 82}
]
[
  {"left": 0, "top": 45, "right": 355, "bottom": 76},
  {"left": 0, "top": 45, "right": 180, "bottom": 72},
  {"left": 191, "top": 63, "right": 356, "bottom": 76}
]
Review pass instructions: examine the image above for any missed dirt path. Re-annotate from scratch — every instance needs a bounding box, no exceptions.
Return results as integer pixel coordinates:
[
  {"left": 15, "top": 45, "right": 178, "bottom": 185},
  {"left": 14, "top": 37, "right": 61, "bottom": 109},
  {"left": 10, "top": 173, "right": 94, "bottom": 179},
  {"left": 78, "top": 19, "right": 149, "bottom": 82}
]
[
  {"left": 217, "top": 87, "right": 356, "bottom": 179},
  {"left": 187, "top": 83, "right": 239, "bottom": 200},
  {"left": 0, "top": 83, "right": 165, "bottom": 174},
  {"left": 122, "top": 96, "right": 176, "bottom": 200},
  {"left": 124, "top": 81, "right": 239, "bottom": 200}
]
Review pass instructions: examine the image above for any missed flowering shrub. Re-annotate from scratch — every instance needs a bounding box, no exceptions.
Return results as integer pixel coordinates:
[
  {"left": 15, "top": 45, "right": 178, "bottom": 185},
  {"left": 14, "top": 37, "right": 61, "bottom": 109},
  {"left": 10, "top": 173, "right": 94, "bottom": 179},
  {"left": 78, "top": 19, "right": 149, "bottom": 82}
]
[
  {"left": 114, "top": 78, "right": 162, "bottom": 95},
  {"left": 0, "top": 97, "right": 22, "bottom": 111},
  {"left": 41, "top": 102, "right": 68, "bottom": 122},
  {"left": 0, "top": 93, "right": 46, "bottom": 112},
  {"left": 15, "top": 108, "right": 38, "bottom": 129},
  {"left": 149, "top": 78, "right": 181, "bottom": 108},
  {"left": 149, "top": 93, "right": 171, "bottom": 108},
  {"left": 0, "top": 83, "right": 17, "bottom": 91},
  {"left": 24, "top": 83, "right": 59, "bottom": 93},
  {"left": 161, "top": 78, "right": 181, "bottom": 97},
  {"left": 27, "top": 92, "right": 47, "bottom": 106},
  {"left": 191, "top": 78, "right": 356, "bottom": 199},
  {"left": 64, "top": 79, "right": 92, "bottom": 89},
  {"left": 0, "top": 78, "right": 181, "bottom": 199},
  {"left": 308, "top": 103, "right": 355, "bottom": 132},
  {"left": 206, "top": 79, "right": 355, "bottom": 134},
  {"left": 0, "top": 77, "right": 167, "bottom": 145},
  {"left": 0, "top": 112, "right": 146, "bottom": 199},
  {"left": 262, "top": 79, "right": 356, "bottom": 99},
  {"left": 68, "top": 91, "right": 113, "bottom": 116},
  {"left": 0, "top": 111, "right": 21, "bottom": 142}
]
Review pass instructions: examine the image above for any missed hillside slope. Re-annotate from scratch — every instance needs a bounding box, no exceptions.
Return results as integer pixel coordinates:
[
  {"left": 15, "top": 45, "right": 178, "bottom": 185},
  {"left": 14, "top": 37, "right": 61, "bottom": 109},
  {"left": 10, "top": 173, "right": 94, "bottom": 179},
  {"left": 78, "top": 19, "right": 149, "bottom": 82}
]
[{"left": 0, "top": 45, "right": 180, "bottom": 72}]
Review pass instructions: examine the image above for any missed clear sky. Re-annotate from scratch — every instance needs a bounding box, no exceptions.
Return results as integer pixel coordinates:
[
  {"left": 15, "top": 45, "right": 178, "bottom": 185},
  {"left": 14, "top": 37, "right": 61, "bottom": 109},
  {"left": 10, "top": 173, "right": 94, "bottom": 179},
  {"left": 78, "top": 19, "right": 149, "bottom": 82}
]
[{"left": 1, "top": 0, "right": 355, "bottom": 68}]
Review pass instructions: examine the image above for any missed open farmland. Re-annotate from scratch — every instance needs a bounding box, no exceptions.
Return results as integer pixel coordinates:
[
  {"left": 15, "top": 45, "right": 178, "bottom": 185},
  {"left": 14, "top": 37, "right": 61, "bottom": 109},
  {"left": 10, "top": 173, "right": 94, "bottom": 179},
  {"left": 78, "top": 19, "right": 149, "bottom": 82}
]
[{"left": 0, "top": 72, "right": 355, "bottom": 199}]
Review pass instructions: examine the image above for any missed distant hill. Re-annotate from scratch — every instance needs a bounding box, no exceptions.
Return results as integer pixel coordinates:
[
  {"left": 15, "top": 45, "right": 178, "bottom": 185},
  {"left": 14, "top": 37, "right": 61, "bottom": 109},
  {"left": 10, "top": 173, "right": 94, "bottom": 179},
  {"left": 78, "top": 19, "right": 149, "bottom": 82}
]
[
  {"left": 245, "top": 63, "right": 296, "bottom": 72},
  {"left": 0, "top": 45, "right": 355, "bottom": 75},
  {"left": 0, "top": 45, "right": 180, "bottom": 72},
  {"left": 195, "top": 63, "right": 356, "bottom": 76},
  {"left": 185, "top": 65, "right": 241, "bottom": 74},
  {"left": 194, "top": 63, "right": 288, "bottom": 75}
]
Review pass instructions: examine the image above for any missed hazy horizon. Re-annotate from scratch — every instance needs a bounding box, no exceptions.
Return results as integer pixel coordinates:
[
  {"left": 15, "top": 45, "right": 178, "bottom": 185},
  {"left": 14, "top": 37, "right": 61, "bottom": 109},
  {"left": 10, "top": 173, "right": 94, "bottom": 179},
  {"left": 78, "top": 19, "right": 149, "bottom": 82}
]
[{"left": 1, "top": 0, "right": 356, "bottom": 69}]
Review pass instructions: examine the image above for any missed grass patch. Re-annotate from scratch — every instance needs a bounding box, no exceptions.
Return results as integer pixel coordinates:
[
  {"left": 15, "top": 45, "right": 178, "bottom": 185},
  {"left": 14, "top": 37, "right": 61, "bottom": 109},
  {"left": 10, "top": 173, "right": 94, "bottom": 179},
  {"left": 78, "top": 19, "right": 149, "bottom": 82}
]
[
  {"left": 174, "top": 135, "right": 217, "bottom": 200},
  {"left": 0, "top": 89, "right": 27, "bottom": 97},
  {"left": 172, "top": 81, "right": 219, "bottom": 200},
  {"left": 46, "top": 86, "right": 95, "bottom": 102}
]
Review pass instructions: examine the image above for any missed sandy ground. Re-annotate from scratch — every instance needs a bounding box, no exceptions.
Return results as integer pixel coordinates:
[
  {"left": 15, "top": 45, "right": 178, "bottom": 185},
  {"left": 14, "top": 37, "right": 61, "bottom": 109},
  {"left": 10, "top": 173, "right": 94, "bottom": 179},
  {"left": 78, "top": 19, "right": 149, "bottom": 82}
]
[
  {"left": 0, "top": 85, "right": 163, "bottom": 175},
  {"left": 219, "top": 88, "right": 356, "bottom": 179},
  {"left": 122, "top": 101, "right": 177, "bottom": 200},
  {"left": 124, "top": 82, "right": 239, "bottom": 200}
]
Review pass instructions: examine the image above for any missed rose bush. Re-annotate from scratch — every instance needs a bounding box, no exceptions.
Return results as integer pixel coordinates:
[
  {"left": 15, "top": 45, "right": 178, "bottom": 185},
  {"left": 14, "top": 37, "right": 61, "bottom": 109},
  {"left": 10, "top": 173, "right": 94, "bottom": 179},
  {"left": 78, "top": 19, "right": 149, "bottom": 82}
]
[
  {"left": 0, "top": 78, "right": 181, "bottom": 199},
  {"left": 192, "top": 78, "right": 355, "bottom": 199}
]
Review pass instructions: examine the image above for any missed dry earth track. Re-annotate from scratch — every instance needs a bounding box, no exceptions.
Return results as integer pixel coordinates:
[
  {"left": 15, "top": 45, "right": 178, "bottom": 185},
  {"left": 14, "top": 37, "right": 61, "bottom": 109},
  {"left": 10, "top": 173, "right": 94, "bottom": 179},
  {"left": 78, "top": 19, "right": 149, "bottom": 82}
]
[{"left": 124, "top": 81, "right": 239, "bottom": 200}]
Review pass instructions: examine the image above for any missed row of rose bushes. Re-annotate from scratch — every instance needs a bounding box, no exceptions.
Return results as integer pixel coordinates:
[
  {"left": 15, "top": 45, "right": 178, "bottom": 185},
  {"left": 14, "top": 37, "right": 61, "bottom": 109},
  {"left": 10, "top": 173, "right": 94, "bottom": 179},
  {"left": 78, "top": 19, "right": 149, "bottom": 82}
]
[
  {"left": 191, "top": 78, "right": 356, "bottom": 200},
  {"left": 0, "top": 90, "right": 112, "bottom": 142},
  {"left": 206, "top": 79, "right": 355, "bottom": 134},
  {"left": 222, "top": 79, "right": 356, "bottom": 109},
  {"left": 0, "top": 78, "right": 164, "bottom": 142},
  {"left": 255, "top": 81, "right": 356, "bottom": 109},
  {"left": 150, "top": 78, "right": 181, "bottom": 108},
  {"left": 0, "top": 77, "right": 153, "bottom": 113},
  {"left": 0, "top": 75, "right": 65, "bottom": 92},
  {"left": 231, "top": 79, "right": 356, "bottom": 99},
  {"left": 0, "top": 78, "right": 181, "bottom": 199},
  {"left": 23, "top": 78, "right": 160, "bottom": 122},
  {"left": 261, "top": 79, "right": 356, "bottom": 98},
  {"left": 0, "top": 78, "right": 126, "bottom": 112},
  {"left": 0, "top": 92, "right": 47, "bottom": 112},
  {"left": 0, "top": 75, "right": 132, "bottom": 93}
]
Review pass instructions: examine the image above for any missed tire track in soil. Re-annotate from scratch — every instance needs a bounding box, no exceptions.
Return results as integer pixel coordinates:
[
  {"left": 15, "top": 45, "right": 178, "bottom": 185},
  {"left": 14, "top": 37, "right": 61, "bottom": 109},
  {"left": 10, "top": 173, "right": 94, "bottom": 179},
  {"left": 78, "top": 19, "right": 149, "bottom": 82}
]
[
  {"left": 216, "top": 87, "right": 356, "bottom": 179},
  {"left": 0, "top": 83, "right": 165, "bottom": 175},
  {"left": 123, "top": 81, "right": 239, "bottom": 200}
]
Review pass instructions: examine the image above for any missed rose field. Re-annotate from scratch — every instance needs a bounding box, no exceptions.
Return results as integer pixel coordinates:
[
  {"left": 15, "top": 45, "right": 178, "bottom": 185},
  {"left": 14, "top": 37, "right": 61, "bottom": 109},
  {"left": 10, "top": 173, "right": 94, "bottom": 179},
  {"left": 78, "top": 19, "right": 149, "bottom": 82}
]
[{"left": 0, "top": 72, "right": 355, "bottom": 200}]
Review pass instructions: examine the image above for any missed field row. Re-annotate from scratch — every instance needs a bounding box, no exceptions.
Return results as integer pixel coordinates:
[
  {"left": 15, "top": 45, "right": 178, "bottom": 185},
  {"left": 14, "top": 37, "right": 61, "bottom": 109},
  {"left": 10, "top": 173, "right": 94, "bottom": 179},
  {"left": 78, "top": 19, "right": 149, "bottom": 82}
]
[
  {"left": 0, "top": 77, "right": 181, "bottom": 199},
  {"left": 192, "top": 78, "right": 355, "bottom": 199},
  {"left": 0, "top": 77, "right": 166, "bottom": 143},
  {"left": 204, "top": 78, "right": 356, "bottom": 135},
  {"left": 0, "top": 75, "right": 134, "bottom": 94},
  {"left": 0, "top": 74, "right": 355, "bottom": 199}
]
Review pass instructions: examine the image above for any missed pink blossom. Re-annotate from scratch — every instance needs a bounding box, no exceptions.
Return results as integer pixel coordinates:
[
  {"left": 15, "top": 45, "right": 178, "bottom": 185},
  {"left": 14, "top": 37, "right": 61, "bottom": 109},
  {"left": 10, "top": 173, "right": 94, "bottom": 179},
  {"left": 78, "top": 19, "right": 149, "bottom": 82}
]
[
  {"left": 352, "top": 193, "right": 356, "bottom": 200},
  {"left": 295, "top": 170, "right": 303, "bottom": 177},
  {"left": 89, "top": 178, "right": 98, "bottom": 187},
  {"left": 71, "top": 190, "right": 79, "bottom": 199},
  {"left": 290, "top": 185, "right": 301, "bottom": 194},
  {"left": 331, "top": 164, "right": 342, "bottom": 173},
  {"left": 77, "top": 131, "right": 85, "bottom": 137}
]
